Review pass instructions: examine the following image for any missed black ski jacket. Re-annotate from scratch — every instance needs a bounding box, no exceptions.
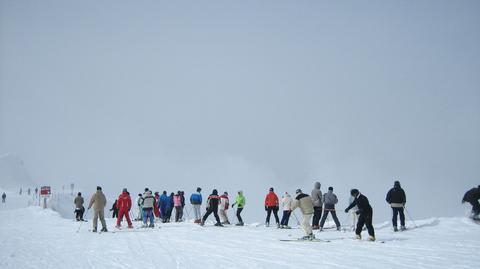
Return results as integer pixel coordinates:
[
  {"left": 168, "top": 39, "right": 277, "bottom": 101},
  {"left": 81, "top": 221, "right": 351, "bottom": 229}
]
[
  {"left": 386, "top": 187, "right": 406, "bottom": 204},
  {"left": 463, "top": 188, "right": 480, "bottom": 203},
  {"left": 346, "top": 194, "right": 372, "bottom": 215},
  {"left": 206, "top": 194, "right": 220, "bottom": 211}
]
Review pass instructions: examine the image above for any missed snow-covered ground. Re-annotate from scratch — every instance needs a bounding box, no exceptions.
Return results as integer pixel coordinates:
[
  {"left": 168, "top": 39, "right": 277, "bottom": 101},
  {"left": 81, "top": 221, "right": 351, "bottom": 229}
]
[{"left": 1, "top": 189, "right": 479, "bottom": 269}]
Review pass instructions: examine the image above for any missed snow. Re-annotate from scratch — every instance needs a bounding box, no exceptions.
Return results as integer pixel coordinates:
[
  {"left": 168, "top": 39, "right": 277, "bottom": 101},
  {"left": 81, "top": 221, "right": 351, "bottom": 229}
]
[{"left": 1, "top": 189, "right": 479, "bottom": 269}]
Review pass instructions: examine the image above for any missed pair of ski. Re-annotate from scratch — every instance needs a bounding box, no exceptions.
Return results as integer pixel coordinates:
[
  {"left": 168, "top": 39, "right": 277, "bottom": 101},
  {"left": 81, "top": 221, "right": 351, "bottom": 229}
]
[{"left": 280, "top": 237, "right": 386, "bottom": 243}]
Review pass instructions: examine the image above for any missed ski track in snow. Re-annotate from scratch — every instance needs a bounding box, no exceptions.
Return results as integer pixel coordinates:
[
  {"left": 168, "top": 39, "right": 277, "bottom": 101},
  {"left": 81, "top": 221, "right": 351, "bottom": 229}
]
[{"left": 1, "top": 190, "right": 480, "bottom": 269}]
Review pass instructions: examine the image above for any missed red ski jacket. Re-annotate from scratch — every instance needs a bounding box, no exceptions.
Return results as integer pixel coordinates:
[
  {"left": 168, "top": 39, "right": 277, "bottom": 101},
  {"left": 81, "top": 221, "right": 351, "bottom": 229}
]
[
  {"left": 265, "top": 192, "right": 279, "bottom": 207},
  {"left": 117, "top": 192, "right": 132, "bottom": 211}
]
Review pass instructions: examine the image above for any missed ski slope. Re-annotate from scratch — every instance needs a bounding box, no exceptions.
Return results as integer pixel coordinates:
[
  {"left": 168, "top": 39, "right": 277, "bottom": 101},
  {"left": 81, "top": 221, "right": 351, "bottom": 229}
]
[{"left": 1, "top": 189, "right": 479, "bottom": 269}]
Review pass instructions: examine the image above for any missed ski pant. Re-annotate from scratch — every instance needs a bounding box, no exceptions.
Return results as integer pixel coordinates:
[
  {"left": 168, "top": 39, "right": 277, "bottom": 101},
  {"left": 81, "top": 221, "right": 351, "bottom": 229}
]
[
  {"left": 2, "top": 197, "right": 5, "bottom": 203},
  {"left": 320, "top": 209, "right": 340, "bottom": 228},
  {"left": 266, "top": 206, "right": 279, "bottom": 224},
  {"left": 469, "top": 200, "right": 480, "bottom": 215},
  {"left": 160, "top": 206, "right": 167, "bottom": 220},
  {"left": 166, "top": 208, "right": 173, "bottom": 221},
  {"left": 117, "top": 209, "right": 132, "bottom": 226},
  {"left": 75, "top": 207, "right": 85, "bottom": 220},
  {"left": 280, "top": 210, "right": 291, "bottom": 226},
  {"left": 391, "top": 207, "right": 405, "bottom": 227},
  {"left": 143, "top": 208, "right": 154, "bottom": 225},
  {"left": 236, "top": 208, "right": 244, "bottom": 223},
  {"left": 202, "top": 208, "right": 221, "bottom": 224},
  {"left": 193, "top": 204, "right": 201, "bottom": 220},
  {"left": 93, "top": 209, "right": 107, "bottom": 230},
  {"left": 301, "top": 213, "right": 313, "bottom": 236},
  {"left": 356, "top": 212, "right": 375, "bottom": 237},
  {"left": 175, "top": 206, "right": 183, "bottom": 222},
  {"left": 312, "top": 206, "right": 322, "bottom": 227},
  {"left": 219, "top": 209, "right": 229, "bottom": 223}
]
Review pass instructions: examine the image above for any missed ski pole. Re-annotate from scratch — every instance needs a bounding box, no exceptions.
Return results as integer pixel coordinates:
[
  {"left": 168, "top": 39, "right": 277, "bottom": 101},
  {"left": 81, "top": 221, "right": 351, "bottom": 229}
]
[
  {"left": 292, "top": 211, "right": 301, "bottom": 226},
  {"left": 76, "top": 208, "right": 89, "bottom": 233},
  {"left": 404, "top": 206, "right": 417, "bottom": 228}
]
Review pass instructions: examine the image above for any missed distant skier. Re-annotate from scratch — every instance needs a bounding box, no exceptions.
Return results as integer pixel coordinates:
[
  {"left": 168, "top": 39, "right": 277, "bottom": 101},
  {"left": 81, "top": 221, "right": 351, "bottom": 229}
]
[
  {"left": 87, "top": 186, "right": 108, "bottom": 232},
  {"left": 291, "top": 189, "right": 315, "bottom": 240},
  {"left": 311, "top": 182, "right": 323, "bottom": 230},
  {"left": 280, "top": 192, "right": 292, "bottom": 229},
  {"left": 231, "top": 191, "right": 245, "bottom": 226},
  {"left": 136, "top": 193, "right": 143, "bottom": 221},
  {"left": 74, "top": 192, "right": 85, "bottom": 221},
  {"left": 219, "top": 191, "right": 230, "bottom": 225},
  {"left": 142, "top": 189, "right": 155, "bottom": 228},
  {"left": 19, "top": 188, "right": 22, "bottom": 195},
  {"left": 35, "top": 187, "right": 38, "bottom": 197},
  {"left": 319, "top": 187, "right": 341, "bottom": 231},
  {"left": 386, "top": 181, "right": 407, "bottom": 231},
  {"left": 116, "top": 188, "right": 133, "bottom": 229},
  {"left": 174, "top": 191, "right": 183, "bottom": 222},
  {"left": 28, "top": 188, "right": 31, "bottom": 196},
  {"left": 201, "top": 189, "right": 222, "bottom": 226},
  {"left": 153, "top": 192, "right": 160, "bottom": 219},
  {"left": 2, "top": 192, "right": 6, "bottom": 203},
  {"left": 190, "top": 187, "right": 203, "bottom": 224},
  {"left": 345, "top": 189, "right": 375, "bottom": 241},
  {"left": 462, "top": 185, "right": 480, "bottom": 219},
  {"left": 264, "top": 187, "right": 280, "bottom": 228},
  {"left": 110, "top": 199, "right": 119, "bottom": 218}
]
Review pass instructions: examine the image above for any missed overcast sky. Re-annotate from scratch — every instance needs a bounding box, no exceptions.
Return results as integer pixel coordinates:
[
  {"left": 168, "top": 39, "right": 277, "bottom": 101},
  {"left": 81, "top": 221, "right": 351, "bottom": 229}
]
[{"left": 1, "top": 0, "right": 479, "bottom": 222}]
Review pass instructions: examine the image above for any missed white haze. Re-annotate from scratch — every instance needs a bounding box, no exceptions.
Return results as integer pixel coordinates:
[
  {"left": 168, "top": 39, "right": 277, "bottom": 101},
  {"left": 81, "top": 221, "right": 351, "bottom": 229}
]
[{"left": 1, "top": 0, "right": 479, "bottom": 222}]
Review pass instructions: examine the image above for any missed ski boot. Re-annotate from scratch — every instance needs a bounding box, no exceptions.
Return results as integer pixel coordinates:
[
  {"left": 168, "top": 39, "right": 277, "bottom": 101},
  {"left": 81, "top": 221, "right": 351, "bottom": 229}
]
[
  {"left": 200, "top": 220, "right": 205, "bottom": 226},
  {"left": 265, "top": 222, "right": 269, "bottom": 227},
  {"left": 368, "top": 236, "right": 376, "bottom": 241},
  {"left": 319, "top": 227, "right": 323, "bottom": 232},
  {"left": 100, "top": 227, "right": 108, "bottom": 232},
  {"left": 148, "top": 223, "right": 154, "bottom": 228},
  {"left": 214, "top": 222, "right": 224, "bottom": 227},
  {"left": 355, "top": 234, "right": 362, "bottom": 240},
  {"left": 336, "top": 226, "right": 341, "bottom": 231},
  {"left": 393, "top": 226, "right": 398, "bottom": 232},
  {"left": 235, "top": 222, "right": 244, "bottom": 226},
  {"left": 92, "top": 228, "right": 97, "bottom": 233},
  {"left": 312, "top": 225, "right": 319, "bottom": 230},
  {"left": 400, "top": 226, "right": 406, "bottom": 231},
  {"left": 128, "top": 225, "right": 134, "bottom": 229},
  {"left": 276, "top": 223, "right": 280, "bottom": 228},
  {"left": 284, "top": 225, "right": 291, "bottom": 229},
  {"left": 115, "top": 225, "right": 121, "bottom": 229}
]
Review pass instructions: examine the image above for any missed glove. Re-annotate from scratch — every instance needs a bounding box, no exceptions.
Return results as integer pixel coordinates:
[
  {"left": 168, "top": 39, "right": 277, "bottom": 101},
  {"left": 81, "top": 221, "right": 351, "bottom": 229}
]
[
  {"left": 344, "top": 209, "right": 348, "bottom": 213},
  {"left": 231, "top": 203, "right": 235, "bottom": 208},
  {"left": 265, "top": 206, "right": 268, "bottom": 211}
]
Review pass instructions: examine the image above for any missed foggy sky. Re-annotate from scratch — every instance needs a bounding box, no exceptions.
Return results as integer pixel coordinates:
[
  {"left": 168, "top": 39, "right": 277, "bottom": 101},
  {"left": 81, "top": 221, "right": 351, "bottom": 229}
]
[{"left": 1, "top": 0, "right": 479, "bottom": 222}]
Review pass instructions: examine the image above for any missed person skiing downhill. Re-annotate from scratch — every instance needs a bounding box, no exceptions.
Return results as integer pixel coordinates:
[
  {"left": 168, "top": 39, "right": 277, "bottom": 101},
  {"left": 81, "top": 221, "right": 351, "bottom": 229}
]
[
  {"left": 88, "top": 186, "right": 108, "bottom": 232},
  {"left": 190, "top": 187, "right": 203, "bottom": 224},
  {"left": 232, "top": 191, "right": 245, "bottom": 226},
  {"left": 386, "top": 181, "right": 407, "bottom": 231},
  {"left": 345, "top": 189, "right": 375, "bottom": 241},
  {"left": 2, "top": 192, "right": 6, "bottom": 203},
  {"left": 280, "top": 192, "right": 293, "bottom": 229},
  {"left": 311, "top": 182, "right": 323, "bottom": 230},
  {"left": 319, "top": 187, "right": 341, "bottom": 231},
  {"left": 173, "top": 191, "right": 183, "bottom": 222},
  {"left": 142, "top": 189, "right": 155, "bottom": 228},
  {"left": 462, "top": 185, "right": 480, "bottom": 219},
  {"left": 264, "top": 187, "right": 280, "bottom": 228},
  {"left": 74, "top": 192, "right": 85, "bottom": 221},
  {"left": 291, "top": 189, "right": 315, "bottom": 240},
  {"left": 116, "top": 189, "right": 133, "bottom": 229},
  {"left": 110, "top": 200, "right": 119, "bottom": 218},
  {"left": 201, "top": 189, "right": 223, "bottom": 227},
  {"left": 219, "top": 191, "right": 230, "bottom": 225}
]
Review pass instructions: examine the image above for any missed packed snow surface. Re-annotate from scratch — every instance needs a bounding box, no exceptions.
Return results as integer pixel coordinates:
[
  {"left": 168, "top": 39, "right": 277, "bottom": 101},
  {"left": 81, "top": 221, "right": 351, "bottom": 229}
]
[{"left": 1, "top": 189, "right": 479, "bottom": 269}]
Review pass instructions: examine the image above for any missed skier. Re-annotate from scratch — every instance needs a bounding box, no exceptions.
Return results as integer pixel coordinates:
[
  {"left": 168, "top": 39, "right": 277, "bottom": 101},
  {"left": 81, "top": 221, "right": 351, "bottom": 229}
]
[
  {"left": 386, "top": 181, "right": 407, "bottom": 231},
  {"left": 110, "top": 200, "right": 119, "bottom": 218},
  {"left": 19, "top": 188, "right": 22, "bottom": 195},
  {"left": 311, "top": 182, "right": 323, "bottom": 230},
  {"left": 116, "top": 188, "right": 133, "bottom": 229},
  {"left": 264, "top": 187, "right": 280, "bottom": 228},
  {"left": 2, "top": 192, "right": 6, "bottom": 203},
  {"left": 74, "top": 192, "right": 85, "bottom": 221},
  {"left": 159, "top": 191, "right": 169, "bottom": 223},
  {"left": 87, "top": 186, "right": 108, "bottom": 232},
  {"left": 319, "top": 187, "right": 341, "bottom": 231},
  {"left": 291, "top": 189, "right": 315, "bottom": 240},
  {"left": 219, "top": 191, "right": 230, "bottom": 225},
  {"left": 35, "top": 187, "right": 38, "bottom": 197},
  {"left": 345, "top": 189, "right": 375, "bottom": 241},
  {"left": 280, "top": 192, "right": 292, "bottom": 229},
  {"left": 153, "top": 192, "right": 160, "bottom": 219},
  {"left": 174, "top": 191, "right": 183, "bottom": 222},
  {"left": 201, "top": 189, "right": 222, "bottom": 226},
  {"left": 190, "top": 187, "right": 202, "bottom": 224},
  {"left": 142, "top": 189, "right": 155, "bottom": 227},
  {"left": 462, "top": 185, "right": 480, "bottom": 219},
  {"left": 135, "top": 193, "right": 143, "bottom": 221},
  {"left": 231, "top": 190, "right": 245, "bottom": 226},
  {"left": 28, "top": 188, "right": 31, "bottom": 196},
  {"left": 166, "top": 192, "right": 174, "bottom": 222}
]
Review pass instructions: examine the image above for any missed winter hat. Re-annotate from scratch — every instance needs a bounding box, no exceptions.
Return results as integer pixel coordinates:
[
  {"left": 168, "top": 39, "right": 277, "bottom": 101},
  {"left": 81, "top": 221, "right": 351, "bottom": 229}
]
[
  {"left": 77, "top": 192, "right": 81, "bottom": 196},
  {"left": 269, "top": 187, "right": 274, "bottom": 192},
  {"left": 123, "top": 188, "right": 128, "bottom": 193},
  {"left": 197, "top": 187, "right": 202, "bottom": 192},
  {"left": 163, "top": 191, "right": 167, "bottom": 195},
  {"left": 144, "top": 188, "right": 149, "bottom": 192},
  {"left": 96, "top": 186, "right": 102, "bottom": 190},
  {"left": 295, "top": 189, "right": 302, "bottom": 194},
  {"left": 328, "top": 187, "right": 333, "bottom": 191},
  {"left": 394, "top": 181, "right": 401, "bottom": 187},
  {"left": 314, "top": 182, "right": 321, "bottom": 189},
  {"left": 224, "top": 191, "right": 228, "bottom": 195},
  {"left": 138, "top": 193, "right": 142, "bottom": 196},
  {"left": 350, "top": 189, "right": 359, "bottom": 197},
  {"left": 212, "top": 189, "right": 218, "bottom": 195}
]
